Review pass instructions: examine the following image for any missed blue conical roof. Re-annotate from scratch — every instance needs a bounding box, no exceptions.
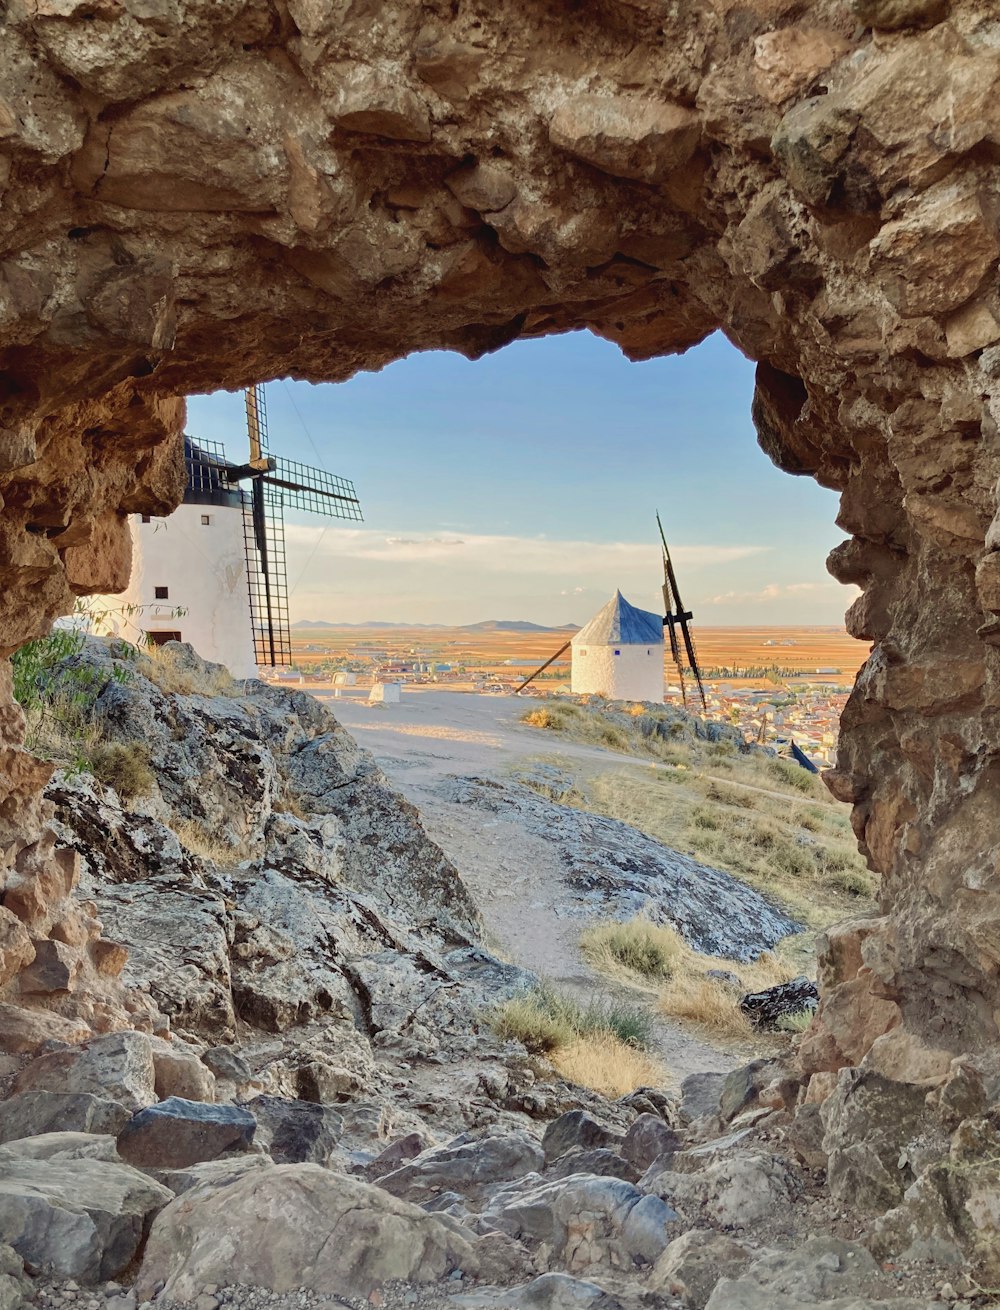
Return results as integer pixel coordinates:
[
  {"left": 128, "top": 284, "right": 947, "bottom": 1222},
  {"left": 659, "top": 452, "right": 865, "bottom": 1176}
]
[{"left": 572, "top": 591, "right": 664, "bottom": 646}]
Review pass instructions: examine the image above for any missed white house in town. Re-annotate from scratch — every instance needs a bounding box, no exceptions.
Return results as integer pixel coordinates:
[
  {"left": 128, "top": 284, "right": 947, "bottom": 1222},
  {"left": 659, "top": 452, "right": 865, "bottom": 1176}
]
[
  {"left": 92, "top": 439, "right": 260, "bottom": 680},
  {"left": 571, "top": 590, "right": 664, "bottom": 702}
]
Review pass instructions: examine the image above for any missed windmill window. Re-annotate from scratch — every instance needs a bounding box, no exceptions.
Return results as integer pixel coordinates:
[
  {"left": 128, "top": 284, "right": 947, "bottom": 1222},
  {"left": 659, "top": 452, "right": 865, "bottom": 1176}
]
[
  {"left": 154, "top": 585, "right": 169, "bottom": 600},
  {"left": 614, "top": 649, "right": 621, "bottom": 656},
  {"left": 140, "top": 514, "right": 151, "bottom": 523},
  {"left": 201, "top": 514, "right": 211, "bottom": 526}
]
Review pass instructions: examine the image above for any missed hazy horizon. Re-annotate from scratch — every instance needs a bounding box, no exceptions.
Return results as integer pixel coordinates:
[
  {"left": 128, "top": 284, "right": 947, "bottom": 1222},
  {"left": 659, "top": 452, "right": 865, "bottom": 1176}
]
[{"left": 186, "top": 331, "right": 859, "bottom": 628}]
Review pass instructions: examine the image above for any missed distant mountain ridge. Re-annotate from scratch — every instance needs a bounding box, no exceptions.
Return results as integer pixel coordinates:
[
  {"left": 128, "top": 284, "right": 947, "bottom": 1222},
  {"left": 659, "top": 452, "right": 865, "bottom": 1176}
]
[{"left": 292, "top": 619, "right": 579, "bottom": 632}]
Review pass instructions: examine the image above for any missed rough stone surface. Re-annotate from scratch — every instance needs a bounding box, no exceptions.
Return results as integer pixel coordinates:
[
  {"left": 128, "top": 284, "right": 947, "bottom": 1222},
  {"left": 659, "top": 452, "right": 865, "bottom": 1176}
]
[
  {"left": 541, "top": 1112, "right": 620, "bottom": 1165},
  {"left": 117, "top": 1096, "right": 256, "bottom": 1170},
  {"left": 0, "top": 1157, "right": 172, "bottom": 1283},
  {"left": 378, "top": 1131, "right": 544, "bottom": 1203},
  {"left": 135, "top": 1164, "right": 480, "bottom": 1301},
  {"left": 0, "top": 1091, "right": 130, "bottom": 1144},
  {"left": 650, "top": 1229, "right": 751, "bottom": 1307},
  {"left": 12, "top": 1031, "right": 156, "bottom": 1112}
]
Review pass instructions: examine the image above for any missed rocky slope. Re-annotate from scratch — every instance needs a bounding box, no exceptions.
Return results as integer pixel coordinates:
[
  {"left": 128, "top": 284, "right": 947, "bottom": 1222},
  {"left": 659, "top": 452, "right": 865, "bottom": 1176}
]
[{"left": 0, "top": 641, "right": 996, "bottom": 1308}]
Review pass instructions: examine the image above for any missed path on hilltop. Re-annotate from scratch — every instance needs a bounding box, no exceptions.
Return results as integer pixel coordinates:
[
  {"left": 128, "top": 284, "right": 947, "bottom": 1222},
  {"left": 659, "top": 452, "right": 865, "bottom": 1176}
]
[{"left": 320, "top": 688, "right": 758, "bottom": 1083}]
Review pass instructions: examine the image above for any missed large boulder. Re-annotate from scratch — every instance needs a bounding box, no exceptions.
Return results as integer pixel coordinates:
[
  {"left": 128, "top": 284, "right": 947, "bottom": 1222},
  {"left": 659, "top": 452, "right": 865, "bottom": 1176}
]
[
  {"left": 541, "top": 1112, "right": 620, "bottom": 1165},
  {"left": 0, "top": 1091, "right": 130, "bottom": 1144},
  {"left": 378, "top": 1131, "right": 544, "bottom": 1203},
  {"left": 482, "top": 1173, "right": 679, "bottom": 1272},
  {"left": 117, "top": 1097, "right": 256, "bottom": 1169},
  {"left": 246, "top": 1094, "right": 342, "bottom": 1165},
  {"left": 12, "top": 1031, "right": 155, "bottom": 1112},
  {"left": 650, "top": 1229, "right": 751, "bottom": 1307},
  {"left": 0, "top": 1157, "right": 172, "bottom": 1282},
  {"left": 134, "top": 1164, "right": 479, "bottom": 1300},
  {"left": 645, "top": 1153, "right": 795, "bottom": 1228}
]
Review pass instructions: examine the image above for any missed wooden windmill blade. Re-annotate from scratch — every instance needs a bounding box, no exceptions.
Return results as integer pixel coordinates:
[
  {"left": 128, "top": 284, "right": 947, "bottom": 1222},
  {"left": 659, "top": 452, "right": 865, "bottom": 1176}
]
[
  {"left": 656, "top": 511, "right": 707, "bottom": 714},
  {"left": 239, "top": 385, "right": 364, "bottom": 668}
]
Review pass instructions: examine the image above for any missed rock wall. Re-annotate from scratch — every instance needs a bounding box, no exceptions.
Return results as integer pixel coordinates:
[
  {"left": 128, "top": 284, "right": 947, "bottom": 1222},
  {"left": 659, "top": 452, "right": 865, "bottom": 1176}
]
[{"left": 4, "top": 1, "right": 1000, "bottom": 1091}]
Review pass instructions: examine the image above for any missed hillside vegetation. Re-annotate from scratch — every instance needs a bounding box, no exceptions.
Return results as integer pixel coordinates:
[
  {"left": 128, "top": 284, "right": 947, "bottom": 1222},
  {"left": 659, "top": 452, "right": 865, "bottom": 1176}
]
[{"left": 519, "top": 698, "right": 873, "bottom": 931}]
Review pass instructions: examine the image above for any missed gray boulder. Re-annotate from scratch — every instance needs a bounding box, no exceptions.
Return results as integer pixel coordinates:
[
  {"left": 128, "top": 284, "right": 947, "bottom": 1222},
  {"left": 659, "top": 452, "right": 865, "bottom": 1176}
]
[
  {"left": 482, "top": 1173, "right": 679, "bottom": 1270},
  {"left": 650, "top": 1230, "right": 751, "bottom": 1307},
  {"left": 0, "top": 1132, "right": 121, "bottom": 1163},
  {"left": 155, "top": 1155, "right": 273, "bottom": 1196},
  {"left": 134, "top": 1163, "right": 479, "bottom": 1301},
  {"left": 0, "top": 1245, "right": 27, "bottom": 1310},
  {"left": 705, "top": 1288, "right": 935, "bottom": 1310},
  {"left": 820, "top": 1069, "right": 936, "bottom": 1213},
  {"left": 379, "top": 1132, "right": 544, "bottom": 1203},
  {"left": 117, "top": 1097, "right": 256, "bottom": 1169},
  {"left": 542, "top": 1112, "right": 620, "bottom": 1165},
  {"left": 621, "top": 1114, "right": 680, "bottom": 1171},
  {"left": 546, "top": 1148, "right": 638, "bottom": 1183},
  {"left": 645, "top": 1153, "right": 795, "bottom": 1227},
  {"left": 731, "top": 1238, "right": 879, "bottom": 1301},
  {"left": 0, "top": 1091, "right": 130, "bottom": 1144},
  {"left": 680, "top": 1073, "right": 726, "bottom": 1123},
  {"left": 247, "top": 1094, "right": 342, "bottom": 1165},
  {"left": 12, "top": 1031, "right": 155, "bottom": 1112},
  {"left": 0, "top": 1157, "right": 172, "bottom": 1282},
  {"left": 452, "top": 1272, "right": 628, "bottom": 1308}
]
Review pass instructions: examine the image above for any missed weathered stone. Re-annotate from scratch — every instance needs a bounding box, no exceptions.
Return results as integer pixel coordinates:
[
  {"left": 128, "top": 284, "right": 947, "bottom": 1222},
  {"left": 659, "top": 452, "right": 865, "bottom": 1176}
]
[
  {"left": 378, "top": 1131, "right": 544, "bottom": 1203},
  {"left": 117, "top": 1097, "right": 256, "bottom": 1170},
  {"left": 546, "top": 1147, "right": 639, "bottom": 1184},
  {"left": 740, "top": 977, "right": 818, "bottom": 1029},
  {"left": 135, "top": 1164, "right": 478, "bottom": 1300},
  {"left": 549, "top": 94, "right": 700, "bottom": 183},
  {"left": 247, "top": 1094, "right": 342, "bottom": 1166},
  {"left": 0, "top": 1244, "right": 27, "bottom": 1310},
  {"left": 680, "top": 1073, "right": 726, "bottom": 1123},
  {"left": 13, "top": 1031, "right": 156, "bottom": 1112},
  {"left": 148, "top": 1035, "right": 217, "bottom": 1104},
  {"left": 0, "top": 1091, "right": 130, "bottom": 1144},
  {"left": 820, "top": 1069, "right": 936, "bottom": 1213},
  {"left": 482, "top": 1173, "right": 679, "bottom": 1271},
  {"left": 621, "top": 1114, "right": 681, "bottom": 1172},
  {"left": 650, "top": 1229, "right": 751, "bottom": 1307},
  {"left": 719, "top": 1060, "right": 783, "bottom": 1123},
  {"left": 853, "top": 0, "right": 948, "bottom": 29},
  {"left": 0, "top": 1131, "right": 122, "bottom": 1163},
  {"left": 541, "top": 1111, "right": 620, "bottom": 1164},
  {"left": 452, "top": 1273, "right": 622, "bottom": 1309},
  {"left": 646, "top": 1153, "right": 795, "bottom": 1228},
  {"left": 0, "top": 1157, "right": 172, "bottom": 1282}
]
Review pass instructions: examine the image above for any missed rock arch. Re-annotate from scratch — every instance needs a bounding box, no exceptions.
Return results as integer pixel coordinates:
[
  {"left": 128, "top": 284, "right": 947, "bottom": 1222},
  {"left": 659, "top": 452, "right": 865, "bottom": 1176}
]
[{"left": 2, "top": 0, "right": 1000, "bottom": 1093}]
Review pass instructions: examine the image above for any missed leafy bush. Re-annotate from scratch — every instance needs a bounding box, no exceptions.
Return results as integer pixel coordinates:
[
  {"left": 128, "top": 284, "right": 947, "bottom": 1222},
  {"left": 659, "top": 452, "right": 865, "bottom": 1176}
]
[
  {"left": 766, "top": 758, "right": 816, "bottom": 793},
  {"left": 90, "top": 742, "right": 155, "bottom": 801},
  {"left": 776, "top": 1008, "right": 816, "bottom": 1033},
  {"left": 489, "top": 981, "right": 654, "bottom": 1054}
]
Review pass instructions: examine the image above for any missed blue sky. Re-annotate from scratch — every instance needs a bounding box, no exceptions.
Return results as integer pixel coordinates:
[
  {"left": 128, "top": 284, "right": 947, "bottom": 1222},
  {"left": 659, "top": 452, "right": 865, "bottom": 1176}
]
[{"left": 186, "top": 331, "right": 855, "bottom": 627}]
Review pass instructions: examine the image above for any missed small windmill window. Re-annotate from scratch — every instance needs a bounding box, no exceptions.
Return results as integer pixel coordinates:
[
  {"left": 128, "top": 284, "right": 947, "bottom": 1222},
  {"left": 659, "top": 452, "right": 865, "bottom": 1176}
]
[
  {"left": 614, "top": 649, "right": 621, "bottom": 656},
  {"left": 141, "top": 515, "right": 151, "bottom": 523},
  {"left": 201, "top": 514, "right": 211, "bottom": 526},
  {"left": 155, "top": 586, "right": 169, "bottom": 600}
]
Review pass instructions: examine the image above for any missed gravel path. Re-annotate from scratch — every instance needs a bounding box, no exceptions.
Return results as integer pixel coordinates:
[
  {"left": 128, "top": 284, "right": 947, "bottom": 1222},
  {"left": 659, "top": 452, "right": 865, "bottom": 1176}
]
[{"left": 323, "top": 688, "right": 744, "bottom": 1081}]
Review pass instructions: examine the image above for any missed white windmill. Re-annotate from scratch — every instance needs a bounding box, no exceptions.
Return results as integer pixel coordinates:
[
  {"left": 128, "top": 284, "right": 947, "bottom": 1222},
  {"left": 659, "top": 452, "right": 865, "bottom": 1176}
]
[{"left": 95, "top": 386, "right": 363, "bottom": 678}]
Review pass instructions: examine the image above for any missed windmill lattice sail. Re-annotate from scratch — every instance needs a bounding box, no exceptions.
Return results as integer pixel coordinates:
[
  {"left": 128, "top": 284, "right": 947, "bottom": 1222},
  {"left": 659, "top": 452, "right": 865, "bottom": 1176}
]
[
  {"left": 657, "top": 511, "right": 707, "bottom": 713},
  {"left": 239, "top": 385, "right": 363, "bottom": 667}
]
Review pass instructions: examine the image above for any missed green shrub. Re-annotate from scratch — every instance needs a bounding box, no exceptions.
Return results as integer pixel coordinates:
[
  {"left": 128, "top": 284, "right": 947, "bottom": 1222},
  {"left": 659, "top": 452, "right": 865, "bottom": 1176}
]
[
  {"left": 489, "top": 981, "right": 654, "bottom": 1054},
  {"left": 766, "top": 758, "right": 816, "bottom": 793},
  {"left": 776, "top": 1008, "right": 816, "bottom": 1033}
]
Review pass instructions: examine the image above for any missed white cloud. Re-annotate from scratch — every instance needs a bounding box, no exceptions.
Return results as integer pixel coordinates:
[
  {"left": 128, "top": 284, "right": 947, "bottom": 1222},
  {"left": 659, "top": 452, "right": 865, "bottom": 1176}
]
[{"left": 704, "top": 580, "right": 859, "bottom": 606}]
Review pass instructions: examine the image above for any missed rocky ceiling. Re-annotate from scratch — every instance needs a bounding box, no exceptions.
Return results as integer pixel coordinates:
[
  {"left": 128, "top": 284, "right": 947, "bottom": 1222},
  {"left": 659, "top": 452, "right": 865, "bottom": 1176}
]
[{"left": 3, "top": 0, "right": 1000, "bottom": 1095}]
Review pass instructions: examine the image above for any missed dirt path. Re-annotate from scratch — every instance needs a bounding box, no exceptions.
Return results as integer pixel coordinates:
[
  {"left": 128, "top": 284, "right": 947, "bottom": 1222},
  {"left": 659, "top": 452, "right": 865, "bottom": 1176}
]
[{"left": 322, "top": 688, "right": 746, "bottom": 1082}]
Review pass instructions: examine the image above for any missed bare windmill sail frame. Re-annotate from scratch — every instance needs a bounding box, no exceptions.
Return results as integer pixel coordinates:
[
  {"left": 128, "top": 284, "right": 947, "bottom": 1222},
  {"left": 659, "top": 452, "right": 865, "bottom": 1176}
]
[
  {"left": 657, "top": 510, "right": 707, "bottom": 713},
  {"left": 184, "top": 383, "right": 363, "bottom": 669}
]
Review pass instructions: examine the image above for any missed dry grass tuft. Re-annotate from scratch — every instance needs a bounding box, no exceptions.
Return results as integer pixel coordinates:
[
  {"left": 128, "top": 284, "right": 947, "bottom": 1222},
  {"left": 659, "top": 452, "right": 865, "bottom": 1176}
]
[
  {"left": 90, "top": 741, "right": 155, "bottom": 801},
  {"left": 140, "top": 645, "right": 243, "bottom": 698},
  {"left": 551, "top": 1034, "right": 668, "bottom": 1098},
  {"left": 172, "top": 818, "right": 243, "bottom": 866},
  {"left": 580, "top": 918, "right": 681, "bottom": 988}
]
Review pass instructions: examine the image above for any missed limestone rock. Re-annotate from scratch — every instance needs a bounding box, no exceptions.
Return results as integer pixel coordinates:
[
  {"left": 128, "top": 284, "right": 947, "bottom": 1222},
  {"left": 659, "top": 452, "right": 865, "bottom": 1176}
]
[
  {"left": 820, "top": 1069, "right": 937, "bottom": 1213},
  {"left": 134, "top": 1164, "right": 479, "bottom": 1300},
  {"left": 12, "top": 1031, "right": 156, "bottom": 1112},
  {"left": 378, "top": 1131, "right": 544, "bottom": 1203},
  {"left": 646, "top": 1153, "right": 795, "bottom": 1227},
  {"left": 0, "top": 1157, "right": 172, "bottom": 1282},
  {"left": 0, "top": 1245, "right": 27, "bottom": 1310},
  {"left": 246, "top": 1095, "right": 342, "bottom": 1166},
  {"left": 0, "top": 1091, "right": 130, "bottom": 1144},
  {"left": 117, "top": 1097, "right": 256, "bottom": 1170},
  {"left": 546, "top": 1148, "right": 639, "bottom": 1184},
  {"left": 621, "top": 1114, "right": 682, "bottom": 1171},
  {"left": 650, "top": 1229, "right": 751, "bottom": 1307},
  {"left": 0, "top": 1131, "right": 122, "bottom": 1163},
  {"left": 549, "top": 94, "right": 701, "bottom": 183},
  {"left": 542, "top": 1112, "right": 620, "bottom": 1165},
  {"left": 482, "top": 1173, "right": 679, "bottom": 1271},
  {"left": 149, "top": 1035, "right": 217, "bottom": 1104}
]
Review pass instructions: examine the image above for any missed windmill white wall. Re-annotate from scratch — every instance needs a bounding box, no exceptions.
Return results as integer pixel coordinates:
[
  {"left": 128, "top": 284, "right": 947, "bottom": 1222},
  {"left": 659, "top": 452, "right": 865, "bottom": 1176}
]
[
  {"left": 93, "top": 505, "right": 260, "bottom": 681},
  {"left": 571, "top": 591, "right": 664, "bottom": 703}
]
